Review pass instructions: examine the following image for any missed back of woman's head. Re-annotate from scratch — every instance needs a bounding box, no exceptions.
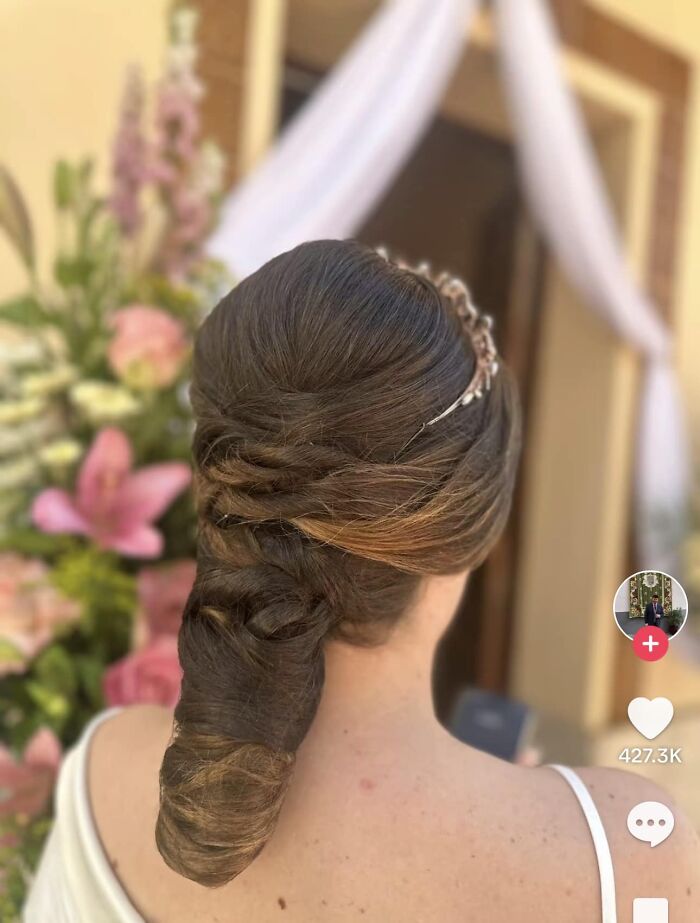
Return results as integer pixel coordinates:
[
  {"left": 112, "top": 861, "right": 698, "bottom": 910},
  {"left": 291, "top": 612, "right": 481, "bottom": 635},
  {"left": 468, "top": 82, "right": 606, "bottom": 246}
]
[{"left": 156, "top": 238, "right": 521, "bottom": 886}]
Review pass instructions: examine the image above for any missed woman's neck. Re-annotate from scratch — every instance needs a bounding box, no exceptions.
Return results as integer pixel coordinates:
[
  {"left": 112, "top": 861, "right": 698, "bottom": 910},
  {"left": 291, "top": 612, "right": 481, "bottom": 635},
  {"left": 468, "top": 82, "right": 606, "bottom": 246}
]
[{"left": 312, "top": 572, "right": 468, "bottom": 742}]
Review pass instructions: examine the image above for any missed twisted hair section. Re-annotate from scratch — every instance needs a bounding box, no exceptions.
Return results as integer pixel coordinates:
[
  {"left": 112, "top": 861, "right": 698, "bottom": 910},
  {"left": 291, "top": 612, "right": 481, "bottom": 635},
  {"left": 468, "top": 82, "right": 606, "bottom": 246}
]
[{"left": 156, "top": 240, "right": 521, "bottom": 886}]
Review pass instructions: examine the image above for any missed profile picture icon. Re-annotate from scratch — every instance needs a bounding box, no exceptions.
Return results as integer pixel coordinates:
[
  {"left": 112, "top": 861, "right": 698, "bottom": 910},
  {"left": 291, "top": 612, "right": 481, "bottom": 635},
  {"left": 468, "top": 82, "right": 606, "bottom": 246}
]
[{"left": 613, "top": 571, "right": 689, "bottom": 641}]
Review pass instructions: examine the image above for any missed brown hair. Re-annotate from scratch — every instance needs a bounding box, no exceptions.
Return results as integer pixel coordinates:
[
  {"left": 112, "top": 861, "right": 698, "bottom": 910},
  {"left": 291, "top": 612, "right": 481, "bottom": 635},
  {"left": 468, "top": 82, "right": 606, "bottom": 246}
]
[{"left": 155, "top": 239, "right": 521, "bottom": 886}]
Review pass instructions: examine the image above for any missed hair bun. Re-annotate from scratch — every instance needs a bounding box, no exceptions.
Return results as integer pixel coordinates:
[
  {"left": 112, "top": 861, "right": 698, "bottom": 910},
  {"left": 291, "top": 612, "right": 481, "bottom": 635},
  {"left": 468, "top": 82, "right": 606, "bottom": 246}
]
[{"left": 156, "top": 239, "right": 521, "bottom": 887}]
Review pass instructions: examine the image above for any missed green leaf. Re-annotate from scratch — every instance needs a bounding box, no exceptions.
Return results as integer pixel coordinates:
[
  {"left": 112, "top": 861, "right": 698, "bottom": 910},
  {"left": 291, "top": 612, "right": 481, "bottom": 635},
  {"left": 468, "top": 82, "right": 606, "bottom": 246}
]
[
  {"left": 54, "top": 255, "right": 96, "bottom": 288},
  {"left": 76, "top": 655, "right": 105, "bottom": 709},
  {"left": 33, "top": 645, "right": 77, "bottom": 698},
  {"left": 78, "top": 199, "right": 104, "bottom": 250},
  {"left": 52, "top": 548, "right": 136, "bottom": 659},
  {"left": 25, "top": 681, "right": 69, "bottom": 721},
  {"left": 0, "top": 164, "right": 35, "bottom": 270},
  {"left": 0, "top": 638, "right": 25, "bottom": 670},
  {"left": 0, "top": 529, "right": 75, "bottom": 558},
  {"left": 77, "top": 159, "right": 94, "bottom": 187},
  {"left": 131, "top": 273, "right": 203, "bottom": 322},
  {"left": 53, "top": 160, "right": 75, "bottom": 210},
  {"left": 0, "top": 294, "right": 48, "bottom": 327},
  {"left": 0, "top": 813, "right": 53, "bottom": 918}
]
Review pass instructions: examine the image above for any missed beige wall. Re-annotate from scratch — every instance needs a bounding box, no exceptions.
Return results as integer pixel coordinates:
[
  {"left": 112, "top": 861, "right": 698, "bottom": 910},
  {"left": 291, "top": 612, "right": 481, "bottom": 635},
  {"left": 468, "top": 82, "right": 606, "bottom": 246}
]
[
  {"left": 0, "top": 0, "right": 284, "bottom": 294},
  {"left": 0, "top": 0, "right": 170, "bottom": 295}
]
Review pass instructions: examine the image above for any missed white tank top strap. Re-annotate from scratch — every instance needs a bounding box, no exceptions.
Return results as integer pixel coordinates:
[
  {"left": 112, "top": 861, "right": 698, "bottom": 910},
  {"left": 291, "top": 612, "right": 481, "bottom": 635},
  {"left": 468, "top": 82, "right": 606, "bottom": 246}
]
[{"left": 549, "top": 764, "right": 617, "bottom": 923}]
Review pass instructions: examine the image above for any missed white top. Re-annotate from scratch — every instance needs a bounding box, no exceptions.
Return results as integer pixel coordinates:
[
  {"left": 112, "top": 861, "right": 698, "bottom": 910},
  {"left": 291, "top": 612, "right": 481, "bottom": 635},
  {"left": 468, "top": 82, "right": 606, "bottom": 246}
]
[
  {"left": 22, "top": 707, "right": 140, "bottom": 923},
  {"left": 22, "top": 711, "right": 618, "bottom": 922}
]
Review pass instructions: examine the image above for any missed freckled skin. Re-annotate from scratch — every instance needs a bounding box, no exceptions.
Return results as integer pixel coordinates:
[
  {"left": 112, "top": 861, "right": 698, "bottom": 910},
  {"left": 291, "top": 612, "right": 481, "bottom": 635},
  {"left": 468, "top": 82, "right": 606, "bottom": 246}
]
[{"left": 88, "top": 702, "right": 700, "bottom": 922}]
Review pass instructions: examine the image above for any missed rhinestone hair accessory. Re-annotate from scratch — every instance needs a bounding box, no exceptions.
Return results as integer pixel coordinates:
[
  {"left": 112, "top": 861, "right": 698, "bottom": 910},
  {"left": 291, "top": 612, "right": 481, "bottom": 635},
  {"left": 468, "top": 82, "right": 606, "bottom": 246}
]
[{"left": 376, "top": 247, "right": 500, "bottom": 436}]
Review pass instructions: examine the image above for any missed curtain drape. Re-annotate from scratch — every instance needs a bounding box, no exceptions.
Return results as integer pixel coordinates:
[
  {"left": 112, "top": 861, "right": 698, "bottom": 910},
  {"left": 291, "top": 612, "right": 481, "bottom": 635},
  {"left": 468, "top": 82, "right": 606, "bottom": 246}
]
[
  {"left": 207, "top": 0, "right": 688, "bottom": 570},
  {"left": 207, "top": 0, "right": 476, "bottom": 278},
  {"left": 494, "top": 0, "right": 689, "bottom": 571}
]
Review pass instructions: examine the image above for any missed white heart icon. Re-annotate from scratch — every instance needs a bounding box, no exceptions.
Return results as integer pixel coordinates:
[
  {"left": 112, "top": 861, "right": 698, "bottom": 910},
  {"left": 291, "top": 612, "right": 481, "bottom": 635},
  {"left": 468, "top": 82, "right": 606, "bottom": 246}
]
[{"left": 628, "top": 697, "right": 674, "bottom": 740}]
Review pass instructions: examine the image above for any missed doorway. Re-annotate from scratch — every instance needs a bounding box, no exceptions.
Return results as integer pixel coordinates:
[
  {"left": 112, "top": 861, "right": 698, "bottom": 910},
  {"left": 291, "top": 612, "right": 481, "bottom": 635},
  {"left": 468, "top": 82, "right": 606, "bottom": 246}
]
[{"left": 279, "top": 68, "right": 547, "bottom": 719}]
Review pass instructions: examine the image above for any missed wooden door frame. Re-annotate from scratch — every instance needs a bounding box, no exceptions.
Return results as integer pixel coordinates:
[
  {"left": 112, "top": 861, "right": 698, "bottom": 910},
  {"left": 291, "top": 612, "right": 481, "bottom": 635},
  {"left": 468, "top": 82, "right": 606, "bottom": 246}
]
[{"left": 549, "top": 0, "right": 690, "bottom": 321}]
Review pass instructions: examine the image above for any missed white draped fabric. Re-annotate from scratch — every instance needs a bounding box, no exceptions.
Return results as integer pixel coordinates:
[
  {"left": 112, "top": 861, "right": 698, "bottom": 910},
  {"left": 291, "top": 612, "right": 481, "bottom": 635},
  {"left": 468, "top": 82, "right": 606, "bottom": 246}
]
[
  {"left": 207, "top": 0, "right": 688, "bottom": 569},
  {"left": 636, "top": 359, "right": 690, "bottom": 566},
  {"left": 207, "top": 0, "right": 477, "bottom": 278},
  {"left": 494, "top": 0, "right": 689, "bottom": 570},
  {"left": 495, "top": 1, "right": 669, "bottom": 355}
]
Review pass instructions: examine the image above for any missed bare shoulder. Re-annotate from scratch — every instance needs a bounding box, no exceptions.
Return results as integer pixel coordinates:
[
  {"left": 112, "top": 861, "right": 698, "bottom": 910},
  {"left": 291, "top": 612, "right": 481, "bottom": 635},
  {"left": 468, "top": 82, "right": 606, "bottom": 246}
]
[
  {"left": 91, "top": 704, "right": 174, "bottom": 758},
  {"left": 575, "top": 766, "right": 700, "bottom": 919},
  {"left": 471, "top": 758, "right": 700, "bottom": 921},
  {"left": 87, "top": 705, "right": 178, "bottom": 891},
  {"left": 88, "top": 705, "right": 174, "bottom": 821}
]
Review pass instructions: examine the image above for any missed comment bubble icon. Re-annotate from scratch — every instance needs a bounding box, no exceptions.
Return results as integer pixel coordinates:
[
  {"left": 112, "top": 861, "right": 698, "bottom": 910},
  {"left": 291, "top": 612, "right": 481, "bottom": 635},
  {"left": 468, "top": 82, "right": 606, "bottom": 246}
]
[{"left": 627, "top": 802, "right": 675, "bottom": 847}]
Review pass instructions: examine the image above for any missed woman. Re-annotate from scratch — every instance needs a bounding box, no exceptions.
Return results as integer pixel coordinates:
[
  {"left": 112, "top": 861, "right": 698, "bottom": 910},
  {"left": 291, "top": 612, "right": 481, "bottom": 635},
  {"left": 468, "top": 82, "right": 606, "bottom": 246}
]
[{"left": 24, "top": 240, "right": 699, "bottom": 921}]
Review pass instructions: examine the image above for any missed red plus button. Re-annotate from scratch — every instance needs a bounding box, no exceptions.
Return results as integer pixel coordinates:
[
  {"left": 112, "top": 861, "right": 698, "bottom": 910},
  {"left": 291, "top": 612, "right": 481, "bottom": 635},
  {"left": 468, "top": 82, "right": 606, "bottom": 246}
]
[{"left": 633, "top": 626, "right": 669, "bottom": 662}]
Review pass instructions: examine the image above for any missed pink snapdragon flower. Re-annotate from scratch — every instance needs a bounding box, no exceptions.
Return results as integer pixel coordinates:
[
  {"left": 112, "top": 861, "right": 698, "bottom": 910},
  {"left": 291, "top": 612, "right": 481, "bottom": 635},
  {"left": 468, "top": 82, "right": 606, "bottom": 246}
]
[
  {"left": 0, "top": 728, "right": 62, "bottom": 820},
  {"left": 109, "top": 66, "right": 148, "bottom": 237},
  {"left": 150, "top": 77, "right": 209, "bottom": 280},
  {"left": 103, "top": 635, "right": 182, "bottom": 708},
  {"left": 147, "top": 8, "right": 223, "bottom": 281},
  {"left": 0, "top": 555, "right": 80, "bottom": 676},
  {"left": 150, "top": 81, "right": 201, "bottom": 180},
  {"left": 107, "top": 305, "right": 189, "bottom": 390},
  {"left": 31, "top": 428, "right": 190, "bottom": 559}
]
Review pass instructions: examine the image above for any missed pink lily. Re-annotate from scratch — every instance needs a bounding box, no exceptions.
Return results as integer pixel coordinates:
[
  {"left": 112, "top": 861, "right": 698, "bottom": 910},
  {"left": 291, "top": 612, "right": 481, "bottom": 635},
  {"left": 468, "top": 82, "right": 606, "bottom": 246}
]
[
  {"left": 31, "top": 428, "right": 191, "bottom": 558},
  {"left": 0, "top": 727, "right": 62, "bottom": 820}
]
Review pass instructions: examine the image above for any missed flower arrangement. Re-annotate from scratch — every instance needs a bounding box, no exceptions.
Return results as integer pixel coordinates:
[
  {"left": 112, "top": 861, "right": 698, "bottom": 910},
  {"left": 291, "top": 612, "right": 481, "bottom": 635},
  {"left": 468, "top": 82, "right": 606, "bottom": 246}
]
[{"left": 0, "top": 6, "right": 227, "bottom": 913}]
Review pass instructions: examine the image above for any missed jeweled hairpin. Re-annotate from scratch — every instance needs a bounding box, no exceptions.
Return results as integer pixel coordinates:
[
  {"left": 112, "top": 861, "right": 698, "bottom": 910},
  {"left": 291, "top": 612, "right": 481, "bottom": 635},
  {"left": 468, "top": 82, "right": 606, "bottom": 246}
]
[{"left": 376, "top": 246, "right": 500, "bottom": 435}]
